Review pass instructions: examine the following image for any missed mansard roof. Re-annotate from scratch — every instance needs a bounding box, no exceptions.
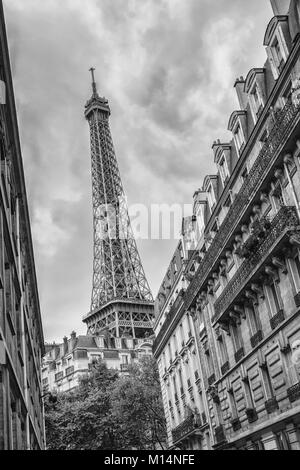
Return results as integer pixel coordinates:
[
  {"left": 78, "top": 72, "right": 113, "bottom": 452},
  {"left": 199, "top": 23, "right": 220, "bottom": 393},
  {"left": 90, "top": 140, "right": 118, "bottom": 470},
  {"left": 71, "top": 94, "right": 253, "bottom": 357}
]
[{"left": 263, "top": 15, "right": 289, "bottom": 46}]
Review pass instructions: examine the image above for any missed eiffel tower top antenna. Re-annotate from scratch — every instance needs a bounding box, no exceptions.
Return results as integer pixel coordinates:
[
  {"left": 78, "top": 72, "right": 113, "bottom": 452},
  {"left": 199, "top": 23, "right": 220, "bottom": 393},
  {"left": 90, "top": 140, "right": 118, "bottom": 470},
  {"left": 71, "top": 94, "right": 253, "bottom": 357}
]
[{"left": 89, "top": 67, "right": 98, "bottom": 96}]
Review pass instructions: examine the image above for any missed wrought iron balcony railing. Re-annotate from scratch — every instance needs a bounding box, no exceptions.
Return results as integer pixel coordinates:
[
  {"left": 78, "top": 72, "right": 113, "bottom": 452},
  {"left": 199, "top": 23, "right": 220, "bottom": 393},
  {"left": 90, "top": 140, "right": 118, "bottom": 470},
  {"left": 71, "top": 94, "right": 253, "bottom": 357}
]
[
  {"left": 270, "top": 309, "right": 285, "bottom": 330},
  {"left": 55, "top": 371, "right": 63, "bottom": 382},
  {"left": 235, "top": 347, "right": 245, "bottom": 364},
  {"left": 287, "top": 382, "right": 300, "bottom": 403},
  {"left": 246, "top": 407, "right": 258, "bottom": 423},
  {"left": 231, "top": 417, "right": 242, "bottom": 432},
  {"left": 208, "top": 373, "right": 216, "bottom": 386},
  {"left": 250, "top": 330, "right": 264, "bottom": 348},
  {"left": 265, "top": 397, "right": 279, "bottom": 414},
  {"left": 171, "top": 413, "right": 201, "bottom": 444},
  {"left": 221, "top": 361, "right": 230, "bottom": 375},
  {"left": 65, "top": 365, "right": 74, "bottom": 376},
  {"left": 213, "top": 206, "right": 298, "bottom": 323}
]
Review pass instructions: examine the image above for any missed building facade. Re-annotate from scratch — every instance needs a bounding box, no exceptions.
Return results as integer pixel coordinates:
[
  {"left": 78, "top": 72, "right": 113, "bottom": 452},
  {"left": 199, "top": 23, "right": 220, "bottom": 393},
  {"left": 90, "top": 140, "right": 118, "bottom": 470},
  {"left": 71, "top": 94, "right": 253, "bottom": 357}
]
[
  {"left": 154, "top": 0, "right": 300, "bottom": 450},
  {"left": 42, "top": 332, "right": 153, "bottom": 394},
  {"left": 0, "top": 2, "right": 45, "bottom": 450}
]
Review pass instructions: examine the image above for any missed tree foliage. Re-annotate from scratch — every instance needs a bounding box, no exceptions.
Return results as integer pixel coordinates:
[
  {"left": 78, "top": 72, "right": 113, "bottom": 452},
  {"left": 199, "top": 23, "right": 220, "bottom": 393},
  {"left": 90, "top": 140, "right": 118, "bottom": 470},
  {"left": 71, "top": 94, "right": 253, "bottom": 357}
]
[{"left": 45, "top": 358, "right": 167, "bottom": 450}]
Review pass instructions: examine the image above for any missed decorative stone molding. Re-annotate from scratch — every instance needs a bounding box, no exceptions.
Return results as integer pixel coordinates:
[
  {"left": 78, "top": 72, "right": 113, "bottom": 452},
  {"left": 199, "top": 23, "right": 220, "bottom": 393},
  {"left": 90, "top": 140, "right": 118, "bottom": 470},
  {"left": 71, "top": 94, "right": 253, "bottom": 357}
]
[
  {"left": 272, "top": 256, "right": 288, "bottom": 274},
  {"left": 250, "top": 283, "right": 265, "bottom": 299}
]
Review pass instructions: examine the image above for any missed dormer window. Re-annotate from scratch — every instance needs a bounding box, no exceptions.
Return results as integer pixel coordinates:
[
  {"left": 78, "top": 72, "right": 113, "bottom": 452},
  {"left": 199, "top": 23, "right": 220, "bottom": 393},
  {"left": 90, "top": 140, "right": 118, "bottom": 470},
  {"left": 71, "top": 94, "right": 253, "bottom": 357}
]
[
  {"left": 228, "top": 111, "right": 247, "bottom": 156},
  {"left": 212, "top": 141, "right": 232, "bottom": 186},
  {"left": 245, "top": 69, "right": 266, "bottom": 124},
  {"left": 264, "top": 16, "right": 290, "bottom": 80}
]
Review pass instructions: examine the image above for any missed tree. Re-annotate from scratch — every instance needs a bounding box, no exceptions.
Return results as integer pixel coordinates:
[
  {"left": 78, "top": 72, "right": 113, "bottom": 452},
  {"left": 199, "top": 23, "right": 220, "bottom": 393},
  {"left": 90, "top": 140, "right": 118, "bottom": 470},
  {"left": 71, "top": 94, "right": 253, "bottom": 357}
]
[
  {"left": 44, "top": 361, "right": 120, "bottom": 450},
  {"left": 44, "top": 357, "right": 167, "bottom": 450},
  {"left": 110, "top": 357, "right": 167, "bottom": 450}
]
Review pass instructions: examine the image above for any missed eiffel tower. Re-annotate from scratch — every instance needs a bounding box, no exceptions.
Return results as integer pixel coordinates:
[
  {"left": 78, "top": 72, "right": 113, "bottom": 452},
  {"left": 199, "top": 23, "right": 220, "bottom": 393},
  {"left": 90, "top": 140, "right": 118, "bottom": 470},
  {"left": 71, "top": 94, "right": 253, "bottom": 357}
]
[{"left": 83, "top": 69, "right": 154, "bottom": 343}]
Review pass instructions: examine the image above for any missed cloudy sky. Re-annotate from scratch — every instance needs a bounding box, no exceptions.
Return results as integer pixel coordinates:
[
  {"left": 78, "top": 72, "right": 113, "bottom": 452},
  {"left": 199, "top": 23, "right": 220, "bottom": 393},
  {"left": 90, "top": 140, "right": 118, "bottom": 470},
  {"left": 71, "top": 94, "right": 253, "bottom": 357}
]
[{"left": 3, "top": 0, "right": 273, "bottom": 342}]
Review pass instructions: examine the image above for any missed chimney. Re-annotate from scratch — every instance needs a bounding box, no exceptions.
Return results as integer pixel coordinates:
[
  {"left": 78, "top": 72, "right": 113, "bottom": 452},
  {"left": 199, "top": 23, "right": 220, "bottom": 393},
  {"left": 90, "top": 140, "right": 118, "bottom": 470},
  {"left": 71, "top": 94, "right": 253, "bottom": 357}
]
[
  {"left": 70, "top": 331, "right": 77, "bottom": 350},
  {"left": 234, "top": 76, "right": 247, "bottom": 110},
  {"left": 63, "top": 336, "right": 68, "bottom": 355},
  {"left": 270, "top": 0, "right": 290, "bottom": 15}
]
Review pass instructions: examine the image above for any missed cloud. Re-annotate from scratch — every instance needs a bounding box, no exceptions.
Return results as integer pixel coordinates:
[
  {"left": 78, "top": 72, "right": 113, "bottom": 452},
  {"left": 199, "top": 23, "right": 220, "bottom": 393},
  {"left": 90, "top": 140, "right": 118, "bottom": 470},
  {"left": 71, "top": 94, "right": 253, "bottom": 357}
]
[{"left": 3, "top": 0, "right": 273, "bottom": 341}]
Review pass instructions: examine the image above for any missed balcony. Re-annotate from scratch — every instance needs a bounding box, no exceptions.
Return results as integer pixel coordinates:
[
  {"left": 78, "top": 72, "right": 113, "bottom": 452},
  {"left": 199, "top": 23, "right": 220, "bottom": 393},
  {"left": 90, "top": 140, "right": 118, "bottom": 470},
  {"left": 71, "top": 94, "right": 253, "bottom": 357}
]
[
  {"left": 221, "top": 361, "right": 230, "bottom": 375},
  {"left": 287, "top": 382, "right": 300, "bottom": 403},
  {"left": 208, "top": 373, "right": 216, "bottom": 386},
  {"left": 270, "top": 309, "right": 285, "bottom": 330},
  {"left": 265, "top": 397, "right": 279, "bottom": 414},
  {"left": 213, "top": 206, "right": 298, "bottom": 323},
  {"left": 246, "top": 408, "right": 258, "bottom": 423},
  {"left": 234, "top": 347, "right": 245, "bottom": 364},
  {"left": 250, "top": 330, "right": 264, "bottom": 348},
  {"left": 231, "top": 417, "right": 241, "bottom": 432},
  {"left": 65, "top": 365, "right": 74, "bottom": 376},
  {"left": 171, "top": 413, "right": 201, "bottom": 444},
  {"left": 182, "top": 100, "right": 299, "bottom": 317},
  {"left": 55, "top": 371, "right": 63, "bottom": 382}
]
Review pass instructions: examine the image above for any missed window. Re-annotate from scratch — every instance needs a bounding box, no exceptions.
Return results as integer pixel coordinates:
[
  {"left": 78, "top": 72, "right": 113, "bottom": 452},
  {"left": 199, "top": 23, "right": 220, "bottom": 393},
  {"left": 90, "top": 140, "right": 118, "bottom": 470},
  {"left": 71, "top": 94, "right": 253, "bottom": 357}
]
[
  {"left": 273, "top": 38, "right": 284, "bottom": 72},
  {"left": 295, "top": 254, "right": 300, "bottom": 283},
  {"left": 241, "top": 167, "right": 248, "bottom": 183},
  {"left": 207, "top": 184, "right": 216, "bottom": 211},
  {"left": 251, "top": 85, "right": 263, "bottom": 118},
  {"left": 224, "top": 195, "right": 231, "bottom": 208},
  {"left": 205, "top": 350, "right": 214, "bottom": 377},
  {"left": 217, "top": 333, "right": 228, "bottom": 365},
  {"left": 261, "top": 362, "right": 275, "bottom": 399},
  {"left": 247, "top": 305, "right": 261, "bottom": 336},
  {"left": 122, "top": 355, "right": 128, "bottom": 364},
  {"left": 228, "top": 386, "right": 238, "bottom": 419},
  {"left": 259, "top": 128, "right": 269, "bottom": 145},
  {"left": 219, "top": 157, "right": 229, "bottom": 185},
  {"left": 288, "top": 253, "right": 300, "bottom": 293},
  {"left": 234, "top": 124, "right": 245, "bottom": 152},
  {"left": 266, "top": 280, "right": 282, "bottom": 316},
  {"left": 276, "top": 432, "right": 291, "bottom": 450},
  {"left": 231, "top": 323, "right": 243, "bottom": 353}
]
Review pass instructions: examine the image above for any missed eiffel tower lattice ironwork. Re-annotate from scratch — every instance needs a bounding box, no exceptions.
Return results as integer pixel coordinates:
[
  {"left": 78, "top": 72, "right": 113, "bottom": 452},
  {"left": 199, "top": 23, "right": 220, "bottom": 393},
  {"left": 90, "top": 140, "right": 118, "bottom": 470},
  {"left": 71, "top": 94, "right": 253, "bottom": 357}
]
[{"left": 83, "top": 68, "right": 154, "bottom": 339}]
